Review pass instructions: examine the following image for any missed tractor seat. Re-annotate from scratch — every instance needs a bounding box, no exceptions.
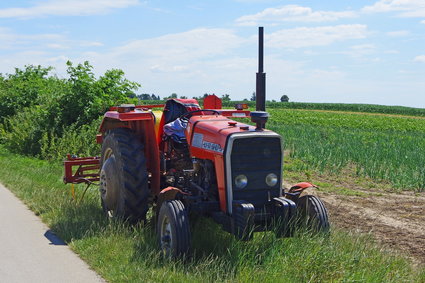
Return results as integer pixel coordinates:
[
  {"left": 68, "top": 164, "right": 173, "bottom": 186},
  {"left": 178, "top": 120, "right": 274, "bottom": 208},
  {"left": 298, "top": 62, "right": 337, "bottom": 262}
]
[{"left": 163, "top": 118, "right": 188, "bottom": 144}]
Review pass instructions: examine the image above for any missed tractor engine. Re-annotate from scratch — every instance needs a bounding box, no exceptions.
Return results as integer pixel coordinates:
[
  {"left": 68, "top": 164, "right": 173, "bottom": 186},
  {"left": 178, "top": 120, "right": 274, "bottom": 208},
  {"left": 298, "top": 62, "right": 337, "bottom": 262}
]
[{"left": 162, "top": 133, "right": 218, "bottom": 201}]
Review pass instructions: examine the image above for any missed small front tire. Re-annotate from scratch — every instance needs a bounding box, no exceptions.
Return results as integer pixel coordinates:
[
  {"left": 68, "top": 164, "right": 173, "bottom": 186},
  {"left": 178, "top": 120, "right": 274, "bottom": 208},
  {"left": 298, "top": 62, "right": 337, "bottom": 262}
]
[
  {"left": 296, "top": 195, "right": 330, "bottom": 232},
  {"left": 157, "top": 200, "right": 191, "bottom": 258}
]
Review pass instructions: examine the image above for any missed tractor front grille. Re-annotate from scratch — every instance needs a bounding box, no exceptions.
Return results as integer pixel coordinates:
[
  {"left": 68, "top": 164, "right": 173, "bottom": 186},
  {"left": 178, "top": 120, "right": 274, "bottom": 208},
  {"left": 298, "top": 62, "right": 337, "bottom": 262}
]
[{"left": 225, "top": 132, "right": 282, "bottom": 213}]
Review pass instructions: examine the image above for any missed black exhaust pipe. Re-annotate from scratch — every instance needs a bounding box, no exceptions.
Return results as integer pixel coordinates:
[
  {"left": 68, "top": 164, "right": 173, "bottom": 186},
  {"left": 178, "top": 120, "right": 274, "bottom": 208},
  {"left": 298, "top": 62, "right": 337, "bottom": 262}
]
[
  {"left": 251, "top": 27, "right": 269, "bottom": 130},
  {"left": 256, "top": 26, "right": 266, "bottom": 112}
]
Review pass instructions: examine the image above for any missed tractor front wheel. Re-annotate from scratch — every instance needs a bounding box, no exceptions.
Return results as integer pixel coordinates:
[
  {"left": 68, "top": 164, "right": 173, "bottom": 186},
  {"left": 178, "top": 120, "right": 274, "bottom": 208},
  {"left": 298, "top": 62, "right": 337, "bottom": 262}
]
[
  {"left": 296, "top": 195, "right": 330, "bottom": 233},
  {"left": 99, "top": 128, "right": 150, "bottom": 223},
  {"left": 157, "top": 200, "right": 191, "bottom": 258}
]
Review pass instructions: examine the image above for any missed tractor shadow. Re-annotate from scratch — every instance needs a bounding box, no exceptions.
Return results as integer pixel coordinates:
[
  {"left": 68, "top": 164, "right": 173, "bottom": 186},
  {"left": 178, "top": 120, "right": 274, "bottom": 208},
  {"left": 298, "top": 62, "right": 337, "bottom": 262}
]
[{"left": 44, "top": 229, "right": 67, "bottom": 245}]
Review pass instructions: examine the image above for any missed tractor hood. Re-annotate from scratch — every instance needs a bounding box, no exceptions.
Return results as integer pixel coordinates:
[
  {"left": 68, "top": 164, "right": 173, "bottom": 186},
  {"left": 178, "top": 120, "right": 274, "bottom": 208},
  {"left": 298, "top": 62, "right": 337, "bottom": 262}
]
[{"left": 186, "top": 115, "right": 273, "bottom": 159}]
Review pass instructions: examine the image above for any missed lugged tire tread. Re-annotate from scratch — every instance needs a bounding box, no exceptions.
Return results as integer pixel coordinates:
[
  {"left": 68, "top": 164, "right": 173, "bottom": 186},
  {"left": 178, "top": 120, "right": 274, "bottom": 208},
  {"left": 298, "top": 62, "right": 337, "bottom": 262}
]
[
  {"left": 298, "top": 195, "right": 330, "bottom": 232},
  {"left": 158, "top": 200, "right": 191, "bottom": 257},
  {"left": 100, "top": 128, "right": 150, "bottom": 223}
]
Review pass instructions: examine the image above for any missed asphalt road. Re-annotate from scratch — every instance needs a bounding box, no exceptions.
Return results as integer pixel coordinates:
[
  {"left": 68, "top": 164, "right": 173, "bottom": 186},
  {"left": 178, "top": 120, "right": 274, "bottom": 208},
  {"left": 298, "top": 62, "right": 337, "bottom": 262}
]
[{"left": 0, "top": 183, "right": 105, "bottom": 283}]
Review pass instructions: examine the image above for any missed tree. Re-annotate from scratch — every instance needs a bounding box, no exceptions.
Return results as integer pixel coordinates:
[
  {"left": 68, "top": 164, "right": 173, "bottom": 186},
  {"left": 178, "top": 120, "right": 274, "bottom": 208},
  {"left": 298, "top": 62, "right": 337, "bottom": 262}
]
[
  {"left": 180, "top": 95, "right": 187, "bottom": 99},
  {"left": 250, "top": 92, "right": 256, "bottom": 101},
  {"left": 138, "top": 93, "right": 152, "bottom": 100},
  {"left": 221, "top": 94, "right": 231, "bottom": 102},
  {"left": 281, "top": 95, "right": 289, "bottom": 102},
  {"left": 58, "top": 61, "right": 140, "bottom": 129}
]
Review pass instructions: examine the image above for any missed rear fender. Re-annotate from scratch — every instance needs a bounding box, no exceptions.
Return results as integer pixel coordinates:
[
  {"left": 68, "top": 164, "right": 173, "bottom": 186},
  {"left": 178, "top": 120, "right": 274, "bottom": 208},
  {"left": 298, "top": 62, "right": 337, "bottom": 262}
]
[{"left": 99, "top": 111, "right": 161, "bottom": 196}]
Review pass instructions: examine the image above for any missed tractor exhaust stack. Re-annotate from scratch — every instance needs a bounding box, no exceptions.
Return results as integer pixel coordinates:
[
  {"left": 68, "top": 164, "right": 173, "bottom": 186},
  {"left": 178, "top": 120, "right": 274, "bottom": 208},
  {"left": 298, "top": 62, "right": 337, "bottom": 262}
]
[
  {"left": 256, "top": 26, "right": 266, "bottom": 112},
  {"left": 252, "top": 26, "right": 268, "bottom": 130}
]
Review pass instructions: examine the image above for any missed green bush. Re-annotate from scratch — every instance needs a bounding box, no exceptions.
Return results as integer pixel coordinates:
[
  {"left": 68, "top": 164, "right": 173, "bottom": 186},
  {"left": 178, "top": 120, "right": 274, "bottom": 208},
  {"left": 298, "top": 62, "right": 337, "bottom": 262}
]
[
  {"left": 40, "top": 118, "right": 102, "bottom": 160},
  {"left": 0, "top": 61, "right": 139, "bottom": 159}
]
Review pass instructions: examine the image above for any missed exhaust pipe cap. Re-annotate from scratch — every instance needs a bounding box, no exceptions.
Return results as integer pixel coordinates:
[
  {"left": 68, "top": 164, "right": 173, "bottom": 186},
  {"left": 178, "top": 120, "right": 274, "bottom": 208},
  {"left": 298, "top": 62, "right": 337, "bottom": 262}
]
[{"left": 250, "top": 111, "right": 269, "bottom": 130}]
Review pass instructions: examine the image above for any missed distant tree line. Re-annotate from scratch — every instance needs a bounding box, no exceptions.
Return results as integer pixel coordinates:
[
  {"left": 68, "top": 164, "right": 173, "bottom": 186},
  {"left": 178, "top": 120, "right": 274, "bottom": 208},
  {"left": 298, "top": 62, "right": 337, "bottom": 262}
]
[{"left": 154, "top": 92, "right": 289, "bottom": 103}]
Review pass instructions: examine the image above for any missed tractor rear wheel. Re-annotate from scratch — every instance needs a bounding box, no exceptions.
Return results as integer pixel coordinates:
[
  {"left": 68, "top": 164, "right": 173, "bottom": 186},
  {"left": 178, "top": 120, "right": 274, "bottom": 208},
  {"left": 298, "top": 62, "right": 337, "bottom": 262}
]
[
  {"left": 99, "top": 128, "right": 149, "bottom": 223},
  {"left": 296, "top": 195, "right": 330, "bottom": 232},
  {"left": 157, "top": 200, "right": 191, "bottom": 258}
]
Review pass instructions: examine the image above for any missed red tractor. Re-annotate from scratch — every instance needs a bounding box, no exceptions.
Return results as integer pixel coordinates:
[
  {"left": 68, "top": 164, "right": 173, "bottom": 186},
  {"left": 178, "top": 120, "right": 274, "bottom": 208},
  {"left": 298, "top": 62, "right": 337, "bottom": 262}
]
[{"left": 64, "top": 27, "right": 329, "bottom": 257}]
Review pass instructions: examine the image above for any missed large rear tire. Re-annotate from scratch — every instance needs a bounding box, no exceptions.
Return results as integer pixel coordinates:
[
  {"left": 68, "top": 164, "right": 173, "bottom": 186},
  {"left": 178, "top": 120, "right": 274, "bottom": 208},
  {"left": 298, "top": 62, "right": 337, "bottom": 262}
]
[
  {"left": 157, "top": 200, "right": 191, "bottom": 258},
  {"left": 99, "top": 128, "right": 150, "bottom": 223},
  {"left": 296, "top": 195, "right": 330, "bottom": 232}
]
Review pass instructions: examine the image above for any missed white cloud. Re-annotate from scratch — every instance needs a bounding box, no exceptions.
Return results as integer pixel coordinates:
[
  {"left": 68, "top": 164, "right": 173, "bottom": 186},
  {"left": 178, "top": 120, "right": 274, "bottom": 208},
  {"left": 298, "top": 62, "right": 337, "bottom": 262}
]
[
  {"left": 340, "top": 44, "right": 376, "bottom": 58},
  {"left": 421, "top": 19, "right": 425, "bottom": 23},
  {"left": 0, "top": 27, "right": 65, "bottom": 50},
  {"left": 386, "top": 30, "right": 410, "bottom": 37},
  {"left": 0, "top": 27, "right": 105, "bottom": 55},
  {"left": 0, "top": 0, "right": 139, "bottom": 19},
  {"left": 80, "top": 41, "right": 104, "bottom": 47},
  {"left": 384, "top": 50, "right": 399, "bottom": 54},
  {"left": 363, "top": 0, "right": 425, "bottom": 18},
  {"left": 46, "top": 43, "right": 68, "bottom": 49},
  {"left": 236, "top": 5, "right": 357, "bottom": 26},
  {"left": 414, "top": 55, "right": 425, "bottom": 63},
  {"left": 111, "top": 28, "right": 245, "bottom": 64},
  {"left": 267, "top": 25, "right": 368, "bottom": 48},
  {"left": 310, "top": 69, "right": 346, "bottom": 80}
]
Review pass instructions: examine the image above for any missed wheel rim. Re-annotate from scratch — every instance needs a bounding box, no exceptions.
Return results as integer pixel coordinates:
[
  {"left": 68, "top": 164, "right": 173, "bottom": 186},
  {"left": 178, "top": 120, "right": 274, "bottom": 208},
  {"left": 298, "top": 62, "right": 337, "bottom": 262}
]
[
  {"left": 160, "top": 214, "right": 173, "bottom": 257},
  {"left": 100, "top": 148, "right": 118, "bottom": 217}
]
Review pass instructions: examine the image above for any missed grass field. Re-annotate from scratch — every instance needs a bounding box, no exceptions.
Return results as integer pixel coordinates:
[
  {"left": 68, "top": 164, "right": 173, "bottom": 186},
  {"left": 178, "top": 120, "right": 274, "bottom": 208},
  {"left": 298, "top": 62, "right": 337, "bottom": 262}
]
[
  {"left": 222, "top": 101, "right": 425, "bottom": 117},
  {"left": 1, "top": 146, "right": 424, "bottom": 282},
  {"left": 264, "top": 109, "right": 425, "bottom": 191},
  {"left": 1, "top": 101, "right": 425, "bottom": 282}
]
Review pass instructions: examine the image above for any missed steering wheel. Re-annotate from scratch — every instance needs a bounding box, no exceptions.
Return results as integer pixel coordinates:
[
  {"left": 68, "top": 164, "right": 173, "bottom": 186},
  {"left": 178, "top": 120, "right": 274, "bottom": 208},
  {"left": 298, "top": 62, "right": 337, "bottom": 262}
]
[{"left": 179, "top": 109, "right": 220, "bottom": 121}]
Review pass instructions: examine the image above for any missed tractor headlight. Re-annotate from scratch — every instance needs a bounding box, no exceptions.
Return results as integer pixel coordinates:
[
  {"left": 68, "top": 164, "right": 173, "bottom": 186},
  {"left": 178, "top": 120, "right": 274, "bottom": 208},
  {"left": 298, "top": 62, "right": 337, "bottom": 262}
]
[
  {"left": 235, "top": 174, "right": 248, "bottom": 189},
  {"left": 265, "top": 173, "right": 278, "bottom": 187}
]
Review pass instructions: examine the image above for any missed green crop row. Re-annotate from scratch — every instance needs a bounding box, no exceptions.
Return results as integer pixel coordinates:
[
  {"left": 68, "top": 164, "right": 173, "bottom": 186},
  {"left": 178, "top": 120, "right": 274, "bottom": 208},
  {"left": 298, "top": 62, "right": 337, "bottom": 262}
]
[
  {"left": 223, "top": 101, "right": 425, "bottom": 117},
  {"left": 266, "top": 109, "right": 425, "bottom": 191}
]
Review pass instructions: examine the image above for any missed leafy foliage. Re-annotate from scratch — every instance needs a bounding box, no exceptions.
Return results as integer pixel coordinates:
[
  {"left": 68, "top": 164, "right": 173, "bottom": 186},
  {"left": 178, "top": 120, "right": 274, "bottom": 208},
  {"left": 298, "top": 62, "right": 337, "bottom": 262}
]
[
  {"left": 0, "top": 61, "right": 139, "bottom": 158},
  {"left": 280, "top": 94, "right": 289, "bottom": 102}
]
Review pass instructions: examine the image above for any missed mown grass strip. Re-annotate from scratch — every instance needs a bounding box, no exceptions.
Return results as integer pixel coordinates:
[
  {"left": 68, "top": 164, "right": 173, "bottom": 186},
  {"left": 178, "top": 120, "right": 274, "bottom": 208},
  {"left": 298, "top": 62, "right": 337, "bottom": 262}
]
[{"left": 0, "top": 146, "right": 424, "bottom": 282}]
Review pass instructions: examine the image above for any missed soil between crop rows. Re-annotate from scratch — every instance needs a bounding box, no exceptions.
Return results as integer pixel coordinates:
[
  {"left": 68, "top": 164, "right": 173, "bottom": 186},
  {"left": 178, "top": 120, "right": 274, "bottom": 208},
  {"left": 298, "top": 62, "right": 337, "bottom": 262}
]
[
  {"left": 320, "top": 188, "right": 424, "bottom": 264},
  {"left": 284, "top": 177, "right": 425, "bottom": 265}
]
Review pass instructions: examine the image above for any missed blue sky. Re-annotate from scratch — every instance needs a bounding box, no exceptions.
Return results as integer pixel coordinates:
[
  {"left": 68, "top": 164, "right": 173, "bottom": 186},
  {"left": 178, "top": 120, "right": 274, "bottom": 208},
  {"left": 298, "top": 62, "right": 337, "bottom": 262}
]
[{"left": 0, "top": 0, "right": 424, "bottom": 107}]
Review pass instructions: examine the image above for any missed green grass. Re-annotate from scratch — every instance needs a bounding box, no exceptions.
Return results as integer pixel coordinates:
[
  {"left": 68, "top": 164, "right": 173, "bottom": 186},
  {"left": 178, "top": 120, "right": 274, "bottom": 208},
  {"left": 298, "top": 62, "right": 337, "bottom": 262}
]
[
  {"left": 265, "top": 109, "right": 425, "bottom": 191},
  {"left": 222, "top": 101, "right": 425, "bottom": 117},
  {"left": 0, "top": 145, "right": 424, "bottom": 282}
]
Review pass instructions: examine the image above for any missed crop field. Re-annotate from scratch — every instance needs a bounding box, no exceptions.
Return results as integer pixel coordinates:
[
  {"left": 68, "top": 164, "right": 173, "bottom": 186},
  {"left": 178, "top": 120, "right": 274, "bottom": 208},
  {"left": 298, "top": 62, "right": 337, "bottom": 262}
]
[
  {"left": 220, "top": 101, "right": 425, "bottom": 117},
  {"left": 0, "top": 147, "right": 424, "bottom": 282},
  {"left": 265, "top": 109, "right": 425, "bottom": 191},
  {"left": 223, "top": 101, "right": 425, "bottom": 117},
  {"left": 1, "top": 103, "right": 425, "bottom": 282},
  {"left": 1, "top": 64, "right": 425, "bottom": 282}
]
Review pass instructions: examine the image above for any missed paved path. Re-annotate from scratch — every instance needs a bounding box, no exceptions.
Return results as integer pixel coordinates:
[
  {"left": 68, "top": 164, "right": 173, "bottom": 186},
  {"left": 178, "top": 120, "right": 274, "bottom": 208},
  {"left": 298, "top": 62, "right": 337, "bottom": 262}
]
[{"left": 0, "top": 183, "right": 105, "bottom": 283}]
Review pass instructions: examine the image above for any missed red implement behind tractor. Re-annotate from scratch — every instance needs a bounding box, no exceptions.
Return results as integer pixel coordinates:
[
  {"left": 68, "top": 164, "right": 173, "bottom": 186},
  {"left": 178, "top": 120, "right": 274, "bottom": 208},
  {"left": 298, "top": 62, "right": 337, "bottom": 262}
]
[{"left": 64, "top": 27, "right": 329, "bottom": 257}]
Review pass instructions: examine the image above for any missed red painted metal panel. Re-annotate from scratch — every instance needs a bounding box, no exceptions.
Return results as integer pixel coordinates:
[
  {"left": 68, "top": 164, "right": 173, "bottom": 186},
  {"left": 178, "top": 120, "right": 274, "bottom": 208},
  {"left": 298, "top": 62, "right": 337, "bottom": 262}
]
[
  {"left": 63, "top": 155, "right": 100, "bottom": 184},
  {"left": 204, "top": 94, "right": 222, "bottom": 109},
  {"left": 214, "top": 155, "right": 227, "bottom": 212}
]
